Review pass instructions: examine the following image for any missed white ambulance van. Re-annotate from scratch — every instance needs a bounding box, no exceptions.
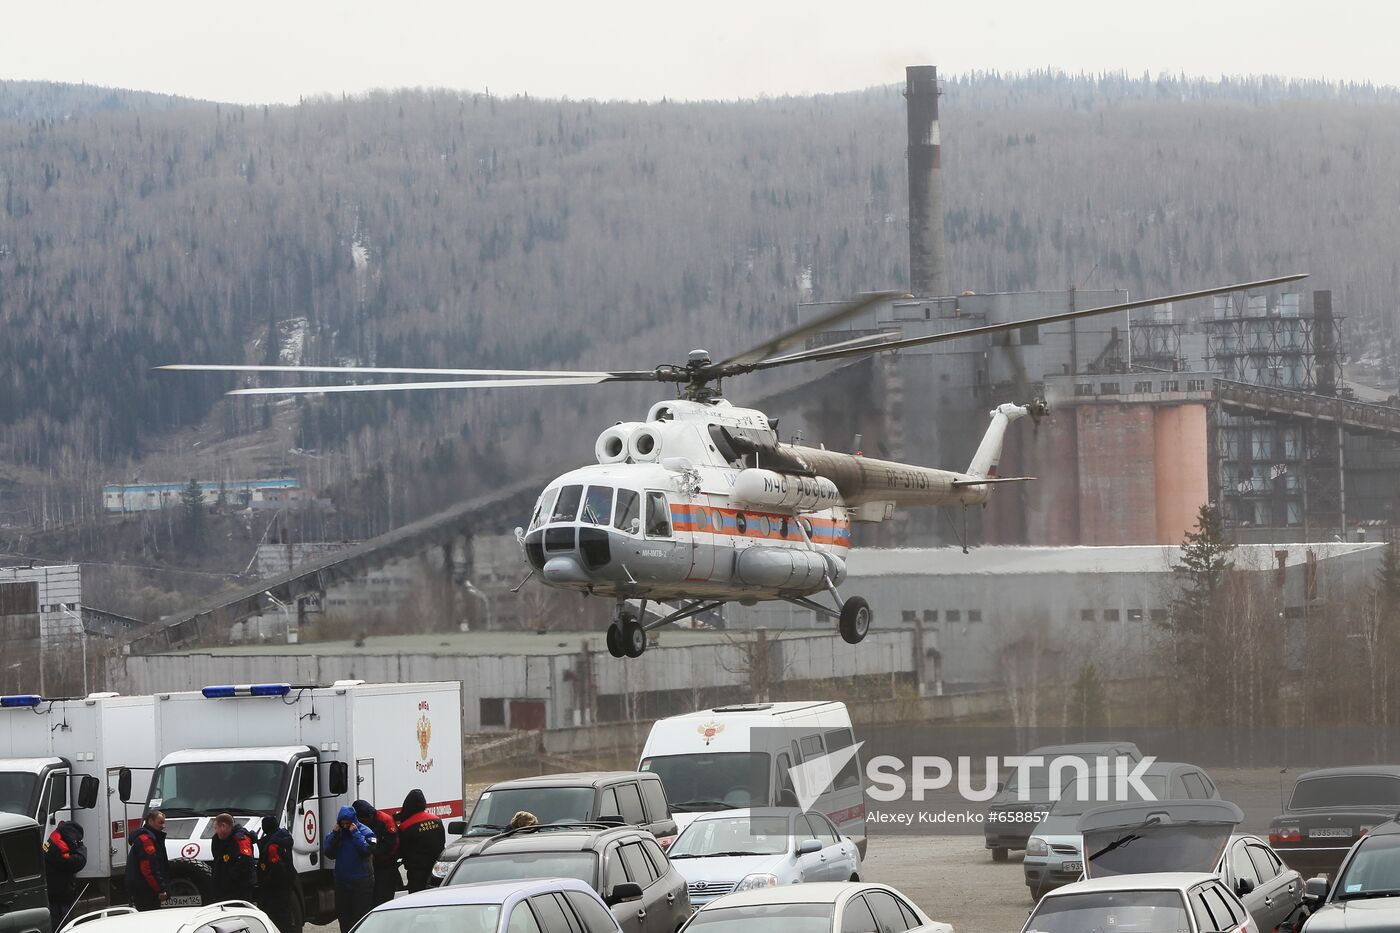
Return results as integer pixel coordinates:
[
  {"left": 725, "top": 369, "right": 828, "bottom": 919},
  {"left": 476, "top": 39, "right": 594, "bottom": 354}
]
[
  {"left": 0, "top": 692, "right": 157, "bottom": 904},
  {"left": 120, "top": 680, "right": 463, "bottom": 924},
  {"left": 638, "top": 701, "right": 866, "bottom": 854}
]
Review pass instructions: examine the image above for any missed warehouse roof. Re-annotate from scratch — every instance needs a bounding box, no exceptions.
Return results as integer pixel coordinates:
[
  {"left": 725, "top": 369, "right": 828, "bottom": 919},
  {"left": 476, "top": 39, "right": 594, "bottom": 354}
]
[{"left": 845, "top": 542, "right": 1384, "bottom": 577}]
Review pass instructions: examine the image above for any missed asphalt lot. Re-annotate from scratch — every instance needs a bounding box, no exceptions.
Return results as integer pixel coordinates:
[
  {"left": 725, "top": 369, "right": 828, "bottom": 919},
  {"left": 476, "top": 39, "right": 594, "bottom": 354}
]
[{"left": 306, "top": 767, "right": 1296, "bottom": 933}]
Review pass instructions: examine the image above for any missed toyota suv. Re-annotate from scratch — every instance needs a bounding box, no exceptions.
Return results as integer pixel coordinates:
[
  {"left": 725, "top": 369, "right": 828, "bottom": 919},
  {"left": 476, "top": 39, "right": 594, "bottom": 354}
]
[
  {"left": 433, "top": 772, "right": 678, "bottom": 885},
  {"left": 440, "top": 824, "right": 690, "bottom": 933}
]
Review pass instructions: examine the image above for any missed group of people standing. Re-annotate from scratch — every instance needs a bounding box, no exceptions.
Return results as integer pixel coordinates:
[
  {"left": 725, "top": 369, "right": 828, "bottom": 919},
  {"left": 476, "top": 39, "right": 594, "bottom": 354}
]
[{"left": 109, "top": 788, "right": 447, "bottom": 933}]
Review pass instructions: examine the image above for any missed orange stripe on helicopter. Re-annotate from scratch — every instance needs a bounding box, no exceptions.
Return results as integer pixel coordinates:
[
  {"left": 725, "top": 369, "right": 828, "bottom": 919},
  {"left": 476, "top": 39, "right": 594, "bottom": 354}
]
[{"left": 669, "top": 504, "right": 851, "bottom": 546}]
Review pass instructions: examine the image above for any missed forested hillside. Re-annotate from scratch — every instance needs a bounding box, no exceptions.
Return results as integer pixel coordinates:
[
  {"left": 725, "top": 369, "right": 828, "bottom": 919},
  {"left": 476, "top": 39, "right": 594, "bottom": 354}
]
[{"left": 1, "top": 72, "right": 1398, "bottom": 546}]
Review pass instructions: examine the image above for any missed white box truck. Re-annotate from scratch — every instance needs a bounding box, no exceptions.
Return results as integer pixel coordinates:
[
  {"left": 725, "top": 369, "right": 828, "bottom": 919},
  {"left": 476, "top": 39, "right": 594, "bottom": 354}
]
[
  {"left": 119, "top": 680, "right": 463, "bottom": 923},
  {"left": 638, "top": 701, "right": 867, "bottom": 855},
  {"left": 0, "top": 692, "right": 158, "bottom": 905}
]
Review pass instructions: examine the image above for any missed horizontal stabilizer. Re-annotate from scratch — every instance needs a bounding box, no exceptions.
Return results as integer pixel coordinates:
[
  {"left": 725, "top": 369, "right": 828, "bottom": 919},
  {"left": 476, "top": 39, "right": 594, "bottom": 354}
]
[{"left": 950, "top": 476, "right": 1036, "bottom": 487}]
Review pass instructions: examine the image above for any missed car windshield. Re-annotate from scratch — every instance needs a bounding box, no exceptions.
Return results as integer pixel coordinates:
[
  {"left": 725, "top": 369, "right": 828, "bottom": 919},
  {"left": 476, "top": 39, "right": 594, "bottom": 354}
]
[
  {"left": 669, "top": 816, "right": 790, "bottom": 857},
  {"left": 149, "top": 760, "right": 289, "bottom": 816},
  {"left": 1048, "top": 775, "right": 1167, "bottom": 817},
  {"left": 354, "top": 904, "right": 503, "bottom": 933},
  {"left": 683, "top": 903, "right": 832, "bottom": 933},
  {"left": 640, "top": 753, "right": 770, "bottom": 811},
  {"left": 445, "top": 851, "right": 597, "bottom": 888},
  {"left": 1025, "top": 890, "right": 1189, "bottom": 933},
  {"left": 1335, "top": 835, "right": 1400, "bottom": 900},
  {"left": 467, "top": 787, "right": 595, "bottom": 836},
  {"left": 0, "top": 772, "right": 37, "bottom": 815},
  {"left": 1292, "top": 775, "right": 1400, "bottom": 810}
]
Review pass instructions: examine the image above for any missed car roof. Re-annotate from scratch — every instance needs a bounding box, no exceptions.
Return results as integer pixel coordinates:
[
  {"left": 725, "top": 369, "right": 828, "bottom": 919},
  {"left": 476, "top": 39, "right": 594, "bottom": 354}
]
[
  {"left": 486, "top": 772, "right": 653, "bottom": 790},
  {"left": 1044, "top": 872, "right": 1221, "bottom": 896},
  {"left": 62, "top": 903, "right": 269, "bottom": 933},
  {"left": 0, "top": 812, "right": 39, "bottom": 832},
  {"left": 1025, "top": 742, "right": 1138, "bottom": 755},
  {"left": 1297, "top": 766, "right": 1400, "bottom": 779},
  {"left": 375, "top": 877, "right": 597, "bottom": 909},
  {"left": 701, "top": 882, "right": 904, "bottom": 908},
  {"left": 469, "top": 826, "right": 646, "bottom": 854},
  {"left": 683, "top": 808, "right": 797, "bottom": 824}
]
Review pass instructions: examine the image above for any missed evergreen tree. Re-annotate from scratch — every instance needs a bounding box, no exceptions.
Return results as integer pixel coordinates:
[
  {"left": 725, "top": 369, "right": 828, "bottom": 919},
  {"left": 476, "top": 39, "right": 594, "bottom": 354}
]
[
  {"left": 1166, "top": 503, "right": 1234, "bottom": 719},
  {"left": 179, "top": 479, "right": 205, "bottom": 549}
]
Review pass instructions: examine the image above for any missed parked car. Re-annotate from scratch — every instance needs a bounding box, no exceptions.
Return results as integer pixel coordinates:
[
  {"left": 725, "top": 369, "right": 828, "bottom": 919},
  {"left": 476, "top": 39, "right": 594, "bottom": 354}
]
[
  {"left": 1075, "top": 798, "right": 1306, "bottom": 932},
  {"left": 60, "top": 902, "right": 277, "bottom": 933},
  {"left": 348, "top": 878, "right": 623, "bottom": 933},
  {"left": 984, "top": 742, "right": 1143, "bottom": 862},
  {"left": 440, "top": 824, "right": 689, "bottom": 933},
  {"left": 0, "top": 813, "right": 47, "bottom": 933},
  {"left": 433, "top": 772, "right": 678, "bottom": 884},
  {"left": 1023, "top": 760, "right": 1220, "bottom": 898},
  {"left": 1019, "top": 872, "right": 1259, "bottom": 933},
  {"left": 680, "top": 882, "right": 952, "bottom": 933},
  {"left": 667, "top": 808, "right": 860, "bottom": 906},
  {"left": 1296, "top": 817, "right": 1400, "bottom": 932},
  {"left": 1267, "top": 766, "right": 1400, "bottom": 878}
]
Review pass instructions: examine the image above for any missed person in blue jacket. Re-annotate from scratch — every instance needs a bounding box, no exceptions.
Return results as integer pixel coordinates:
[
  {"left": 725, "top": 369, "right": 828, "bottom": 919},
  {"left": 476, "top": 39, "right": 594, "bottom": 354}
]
[{"left": 323, "top": 805, "right": 377, "bottom": 933}]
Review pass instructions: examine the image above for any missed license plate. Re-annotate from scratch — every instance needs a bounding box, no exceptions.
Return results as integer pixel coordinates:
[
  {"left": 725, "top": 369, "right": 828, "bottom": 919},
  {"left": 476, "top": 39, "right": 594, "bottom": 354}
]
[
  {"left": 165, "top": 896, "right": 202, "bottom": 908},
  {"left": 1062, "top": 861, "right": 1082, "bottom": 873},
  {"left": 1310, "top": 828, "right": 1351, "bottom": 838}
]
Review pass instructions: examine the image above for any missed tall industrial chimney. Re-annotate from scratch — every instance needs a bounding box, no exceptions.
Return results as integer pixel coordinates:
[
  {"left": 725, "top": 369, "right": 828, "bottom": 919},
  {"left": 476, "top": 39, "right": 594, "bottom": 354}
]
[{"left": 905, "top": 65, "right": 948, "bottom": 297}]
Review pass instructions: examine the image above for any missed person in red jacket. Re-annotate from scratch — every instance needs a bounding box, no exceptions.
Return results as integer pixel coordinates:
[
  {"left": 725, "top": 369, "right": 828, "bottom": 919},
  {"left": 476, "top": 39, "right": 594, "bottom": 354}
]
[
  {"left": 393, "top": 789, "right": 445, "bottom": 893},
  {"left": 211, "top": 813, "right": 257, "bottom": 903},
  {"left": 353, "top": 800, "right": 399, "bottom": 906},
  {"left": 44, "top": 820, "right": 87, "bottom": 928},
  {"left": 125, "top": 810, "right": 169, "bottom": 911}
]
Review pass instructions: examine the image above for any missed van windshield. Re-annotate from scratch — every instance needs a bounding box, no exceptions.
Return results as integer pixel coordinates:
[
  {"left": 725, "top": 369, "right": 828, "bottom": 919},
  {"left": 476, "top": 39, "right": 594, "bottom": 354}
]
[
  {"left": 149, "top": 760, "right": 290, "bottom": 816},
  {"left": 640, "top": 753, "right": 770, "bottom": 811},
  {"left": 0, "top": 772, "right": 37, "bottom": 815}
]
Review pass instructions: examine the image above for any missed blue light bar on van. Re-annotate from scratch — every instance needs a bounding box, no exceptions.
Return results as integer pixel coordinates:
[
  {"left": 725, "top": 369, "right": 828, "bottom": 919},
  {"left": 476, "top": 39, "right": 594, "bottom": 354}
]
[
  {"left": 201, "top": 683, "right": 292, "bottom": 698},
  {"left": 0, "top": 695, "right": 43, "bottom": 708}
]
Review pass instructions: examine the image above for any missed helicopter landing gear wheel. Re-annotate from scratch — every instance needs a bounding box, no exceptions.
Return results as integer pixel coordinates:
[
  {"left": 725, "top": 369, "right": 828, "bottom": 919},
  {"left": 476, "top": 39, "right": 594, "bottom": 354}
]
[
  {"left": 621, "top": 614, "right": 647, "bottom": 658},
  {"left": 606, "top": 623, "right": 626, "bottom": 658},
  {"left": 839, "top": 597, "right": 871, "bottom": 645}
]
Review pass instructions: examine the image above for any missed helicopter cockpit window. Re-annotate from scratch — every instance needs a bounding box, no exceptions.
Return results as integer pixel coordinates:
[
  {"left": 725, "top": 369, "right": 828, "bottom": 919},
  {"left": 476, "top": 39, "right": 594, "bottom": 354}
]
[
  {"left": 529, "top": 488, "right": 559, "bottom": 532},
  {"left": 582, "top": 486, "right": 613, "bottom": 525},
  {"left": 645, "top": 492, "right": 672, "bottom": 538},
  {"left": 551, "top": 485, "right": 583, "bottom": 523},
  {"left": 614, "top": 489, "right": 641, "bottom": 534}
]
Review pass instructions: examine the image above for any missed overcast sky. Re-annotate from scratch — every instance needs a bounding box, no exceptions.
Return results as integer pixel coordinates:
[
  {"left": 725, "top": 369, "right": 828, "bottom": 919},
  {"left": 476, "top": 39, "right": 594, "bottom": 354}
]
[{"left": 3, "top": 0, "right": 1395, "bottom": 104}]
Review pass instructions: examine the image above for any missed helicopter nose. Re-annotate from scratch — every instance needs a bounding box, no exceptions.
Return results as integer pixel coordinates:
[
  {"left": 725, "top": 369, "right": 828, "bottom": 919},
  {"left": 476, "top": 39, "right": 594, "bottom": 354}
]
[{"left": 543, "top": 556, "right": 591, "bottom": 585}]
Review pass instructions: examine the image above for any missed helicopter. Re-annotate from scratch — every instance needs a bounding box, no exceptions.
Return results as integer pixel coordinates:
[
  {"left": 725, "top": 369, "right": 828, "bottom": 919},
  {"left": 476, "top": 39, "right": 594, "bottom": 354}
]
[{"left": 161, "top": 273, "right": 1305, "bottom": 659}]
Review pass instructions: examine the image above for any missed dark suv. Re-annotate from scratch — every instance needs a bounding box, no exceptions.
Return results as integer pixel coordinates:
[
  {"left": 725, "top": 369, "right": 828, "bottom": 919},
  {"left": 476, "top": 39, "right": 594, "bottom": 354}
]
[
  {"left": 0, "top": 813, "right": 48, "bottom": 933},
  {"left": 1268, "top": 766, "right": 1400, "bottom": 877},
  {"left": 442, "top": 824, "right": 690, "bottom": 933},
  {"left": 433, "top": 772, "right": 678, "bottom": 884}
]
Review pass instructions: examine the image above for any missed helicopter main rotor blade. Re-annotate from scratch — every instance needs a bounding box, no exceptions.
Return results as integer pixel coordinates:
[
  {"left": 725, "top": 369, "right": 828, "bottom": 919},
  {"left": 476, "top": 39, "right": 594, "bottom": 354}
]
[
  {"left": 226, "top": 375, "right": 618, "bottom": 396},
  {"left": 711, "top": 290, "right": 902, "bottom": 371},
  {"left": 747, "top": 274, "right": 1309, "bottom": 373},
  {"left": 157, "top": 363, "right": 625, "bottom": 378}
]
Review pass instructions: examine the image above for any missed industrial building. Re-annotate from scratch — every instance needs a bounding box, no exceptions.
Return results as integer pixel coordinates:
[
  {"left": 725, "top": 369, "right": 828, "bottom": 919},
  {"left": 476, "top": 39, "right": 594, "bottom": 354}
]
[
  {"left": 102, "top": 477, "right": 304, "bottom": 513},
  {"left": 733, "top": 541, "right": 1388, "bottom": 688}
]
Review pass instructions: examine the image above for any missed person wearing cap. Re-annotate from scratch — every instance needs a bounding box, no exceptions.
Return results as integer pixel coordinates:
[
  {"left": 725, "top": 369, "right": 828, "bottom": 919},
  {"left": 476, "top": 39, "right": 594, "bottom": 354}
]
[
  {"left": 211, "top": 812, "right": 257, "bottom": 903},
  {"left": 393, "top": 789, "right": 445, "bottom": 893},
  {"left": 44, "top": 819, "right": 87, "bottom": 928},
  {"left": 324, "top": 804, "right": 377, "bottom": 932},
  {"left": 352, "top": 799, "right": 400, "bottom": 906},
  {"left": 257, "top": 816, "right": 302, "bottom": 933}
]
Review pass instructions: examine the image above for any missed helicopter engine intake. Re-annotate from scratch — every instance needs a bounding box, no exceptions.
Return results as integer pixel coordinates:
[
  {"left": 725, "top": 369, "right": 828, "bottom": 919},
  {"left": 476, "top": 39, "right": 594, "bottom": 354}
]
[{"left": 595, "top": 422, "right": 643, "bottom": 464}]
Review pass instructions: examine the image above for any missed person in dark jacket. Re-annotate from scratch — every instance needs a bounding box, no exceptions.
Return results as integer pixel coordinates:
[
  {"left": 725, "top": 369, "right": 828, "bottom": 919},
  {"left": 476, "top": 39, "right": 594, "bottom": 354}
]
[
  {"left": 257, "top": 816, "right": 302, "bottom": 933},
  {"left": 352, "top": 800, "right": 399, "bottom": 906},
  {"left": 44, "top": 820, "right": 87, "bottom": 928},
  {"left": 323, "top": 804, "right": 376, "bottom": 933},
  {"left": 393, "top": 789, "right": 445, "bottom": 893},
  {"left": 210, "top": 813, "right": 258, "bottom": 903},
  {"left": 125, "top": 810, "right": 170, "bottom": 911}
]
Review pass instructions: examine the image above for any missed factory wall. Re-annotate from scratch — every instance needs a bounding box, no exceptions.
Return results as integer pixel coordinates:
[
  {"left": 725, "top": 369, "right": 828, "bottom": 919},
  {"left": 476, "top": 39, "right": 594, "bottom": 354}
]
[{"left": 118, "top": 630, "right": 916, "bottom": 733}]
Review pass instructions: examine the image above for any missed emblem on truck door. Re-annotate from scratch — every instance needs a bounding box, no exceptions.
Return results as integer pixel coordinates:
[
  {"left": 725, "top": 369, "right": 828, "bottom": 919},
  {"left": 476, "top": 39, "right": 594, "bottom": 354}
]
[
  {"left": 697, "top": 722, "right": 725, "bottom": 745},
  {"left": 416, "top": 700, "right": 435, "bottom": 772}
]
